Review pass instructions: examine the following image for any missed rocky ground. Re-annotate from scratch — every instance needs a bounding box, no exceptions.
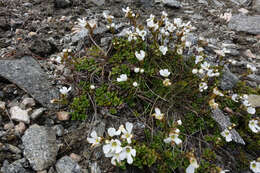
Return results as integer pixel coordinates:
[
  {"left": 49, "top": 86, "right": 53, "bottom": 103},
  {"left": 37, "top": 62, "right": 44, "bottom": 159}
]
[{"left": 0, "top": 0, "right": 260, "bottom": 172}]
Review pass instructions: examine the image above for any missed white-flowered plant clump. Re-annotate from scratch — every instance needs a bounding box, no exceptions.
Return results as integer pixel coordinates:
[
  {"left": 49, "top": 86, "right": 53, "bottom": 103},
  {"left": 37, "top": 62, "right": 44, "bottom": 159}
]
[
  {"left": 230, "top": 93, "right": 259, "bottom": 133},
  {"left": 87, "top": 122, "right": 136, "bottom": 166},
  {"left": 72, "top": 7, "right": 259, "bottom": 171}
]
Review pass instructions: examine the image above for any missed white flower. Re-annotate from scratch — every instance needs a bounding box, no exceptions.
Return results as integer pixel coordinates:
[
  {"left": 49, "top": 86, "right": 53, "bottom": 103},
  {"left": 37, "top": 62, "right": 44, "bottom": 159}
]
[
  {"left": 219, "top": 169, "right": 230, "bottom": 173},
  {"left": 119, "top": 146, "right": 136, "bottom": 164},
  {"left": 213, "top": 87, "right": 224, "bottom": 96},
  {"left": 247, "top": 107, "right": 256, "bottom": 114},
  {"left": 159, "top": 46, "right": 168, "bottom": 55},
  {"left": 87, "top": 131, "right": 102, "bottom": 147},
  {"left": 247, "top": 64, "right": 257, "bottom": 72},
  {"left": 164, "top": 130, "right": 182, "bottom": 145},
  {"left": 52, "top": 56, "right": 62, "bottom": 64},
  {"left": 198, "top": 69, "right": 204, "bottom": 74},
  {"left": 192, "top": 69, "right": 198, "bottom": 74},
  {"left": 159, "top": 69, "right": 171, "bottom": 77},
  {"left": 108, "top": 127, "right": 121, "bottom": 137},
  {"left": 103, "top": 139, "right": 122, "bottom": 154},
  {"left": 140, "top": 69, "right": 144, "bottom": 73},
  {"left": 199, "top": 82, "right": 208, "bottom": 92},
  {"left": 133, "top": 82, "right": 138, "bottom": 87},
  {"left": 163, "top": 78, "right": 172, "bottom": 86},
  {"left": 243, "top": 99, "right": 251, "bottom": 107},
  {"left": 134, "top": 67, "right": 140, "bottom": 73},
  {"left": 185, "top": 41, "right": 192, "bottom": 48},
  {"left": 152, "top": 108, "right": 164, "bottom": 120},
  {"left": 90, "top": 85, "right": 95, "bottom": 90},
  {"left": 72, "top": 18, "right": 88, "bottom": 33},
  {"left": 177, "top": 120, "right": 182, "bottom": 125},
  {"left": 161, "top": 11, "right": 168, "bottom": 18},
  {"left": 117, "top": 74, "right": 128, "bottom": 82},
  {"left": 87, "top": 19, "right": 97, "bottom": 29},
  {"left": 250, "top": 160, "right": 260, "bottom": 173},
  {"left": 103, "top": 11, "right": 114, "bottom": 20},
  {"left": 135, "top": 50, "right": 145, "bottom": 61},
  {"left": 136, "top": 28, "right": 147, "bottom": 40},
  {"left": 59, "top": 86, "right": 71, "bottom": 95},
  {"left": 201, "top": 62, "right": 210, "bottom": 70},
  {"left": 165, "top": 21, "right": 176, "bottom": 32},
  {"left": 186, "top": 157, "right": 199, "bottom": 173},
  {"left": 221, "top": 129, "right": 232, "bottom": 142},
  {"left": 121, "top": 122, "right": 134, "bottom": 144},
  {"left": 122, "top": 7, "right": 131, "bottom": 17},
  {"left": 249, "top": 119, "right": 260, "bottom": 133},
  {"left": 195, "top": 55, "right": 203, "bottom": 64},
  {"left": 177, "top": 48, "right": 183, "bottom": 55},
  {"left": 110, "top": 153, "right": 122, "bottom": 166},
  {"left": 231, "top": 94, "right": 239, "bottom": 102},
  {"left": 174, "top": 18, "right": 183, "bottom": 28},
  {"left": 209, "top": 99, "right": 219, "bottom": 109}
]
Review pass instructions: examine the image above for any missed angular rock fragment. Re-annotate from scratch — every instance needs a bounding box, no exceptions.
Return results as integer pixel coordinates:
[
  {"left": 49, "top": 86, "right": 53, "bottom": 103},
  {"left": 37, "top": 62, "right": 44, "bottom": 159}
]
[
  {"left": 10, "top": 106, "right": 30, "bottom": 124},
  {"left": 228, "top": 15, "right": 260, "bottom": 34},
  {"left": 22, "top": 125, "right": 58, "bottom": 171},
  {"left": 55, "top": 156, "right": 81, "bottom": 173},
  {"left": 162, "top": 0, "right": 182, "bottom": 8},
  {"left": 220, "top": 66, "right": 239, "bottom": 90},
  {"left": 90, "top": 0, "right": 105, "bottom": 6},
  {"left": 54, "top": 0, "right": 71, "bottom": 8},
  {"left": 0, "top": 56, "right": 59, "bottom": 109},
  {"left": 1, "top": 159, "right": 31, "bottom": 173},
  {"left": 248, "top": 94, "right": 260, "bottom": 108},
  {"left": 212, "top": 108, "right": 245, "bottom": 144}
]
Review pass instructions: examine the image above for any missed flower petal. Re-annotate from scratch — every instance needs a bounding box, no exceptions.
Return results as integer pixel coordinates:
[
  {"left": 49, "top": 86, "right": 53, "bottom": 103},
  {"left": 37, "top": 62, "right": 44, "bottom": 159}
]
[
  {"left": 125, "top": 122, "right": 133, "bottom": 133},
  {"left": 186, "top": 164, "right": 195, "bottom": 173},
  {"left": 103, "top": 144, "right": 111, "bottom": 154},
  {"left": 127, "top": 155, "right": 133, "bottom": 164}
]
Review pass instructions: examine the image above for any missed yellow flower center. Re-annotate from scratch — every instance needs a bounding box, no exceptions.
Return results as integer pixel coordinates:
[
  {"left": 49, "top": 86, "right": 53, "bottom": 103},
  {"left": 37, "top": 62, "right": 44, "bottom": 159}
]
[{"left": 112, "top": 142, "right": 117, "bottom": 147}]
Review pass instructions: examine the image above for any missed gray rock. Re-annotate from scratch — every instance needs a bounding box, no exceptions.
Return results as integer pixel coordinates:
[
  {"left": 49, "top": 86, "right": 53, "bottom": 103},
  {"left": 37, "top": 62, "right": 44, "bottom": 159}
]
[
  {"left": 212, "top": 108, "right": 245, "bottom": 144},
  {"left": 21, "top": 98, "right": 35, "bottom": 108},
  {"left": 2, "top": 144, "right": 22, "bottom": 154},
  {"left": 29, "top": 38, "right": 56, "bottom": 57},
  {"left": 22, "top": 124, "right": 58, "bottom": 171},
  {"left": 230, "top": 0, "right": 251, "bottom": 5},
  {"left": 52, "top": 125, "right": 64, "bottom": 137},
  {"left": 220, "top": 66, "right": 239, "bottom": 90},
  {"left": 1, "top": 159, "right": 31, "bottom": 173},
  {"left": 54, "top": 0, "right": 71, "bottom": 8},
  {"left": 162, "top": 0, "right": 182, "bottom": 8},
  {"left": 10, "top": 106, "right": 30, "bottom": 124},
  {"left": 247, "top": 74, "right": 260, "bottom": 84},
  {"left": 55, "top": 156, "right": 81, "bottom": 173},
  {"left": 89, "top": 162, "right": 101, "bottom": 173},
  {"left": 253, "top": 0, "right": 260, "bottom": 12},
  {"left": 248, "top": 94, "right": 260, "bottom": 108},
  {"left": 0, "top": 56, "right": 60, "bottom": 108},
  {"left": 31, "top": 108, "right": 46, "bottom": 120},
  {"left": 90, "top": 0, "right": 105, "bottom": 6},
  {"left": 212, "top": 0, "right": 225, "bottom": 7},
  {"left": 228, "top": 15, "right": 260, "bottom": 34}
]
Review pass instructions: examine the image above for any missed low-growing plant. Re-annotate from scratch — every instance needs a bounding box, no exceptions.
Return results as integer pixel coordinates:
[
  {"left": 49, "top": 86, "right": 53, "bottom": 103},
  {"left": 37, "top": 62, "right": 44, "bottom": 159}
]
[{"left": 55, "top": 8, "right": 260, "bottom": 173}]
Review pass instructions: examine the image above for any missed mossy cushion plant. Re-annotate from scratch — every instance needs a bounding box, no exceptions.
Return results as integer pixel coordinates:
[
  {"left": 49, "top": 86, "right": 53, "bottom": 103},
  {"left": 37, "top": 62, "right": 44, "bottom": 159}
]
[{"left": 56, "top": 8, "right": 260, "bottom": 173}]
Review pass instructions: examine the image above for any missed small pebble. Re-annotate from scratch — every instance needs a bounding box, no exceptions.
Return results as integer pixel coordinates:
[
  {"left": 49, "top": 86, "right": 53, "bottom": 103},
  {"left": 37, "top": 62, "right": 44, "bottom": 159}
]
[{"left": 56, "top": 111, "right": 70, "bottom": 121}]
